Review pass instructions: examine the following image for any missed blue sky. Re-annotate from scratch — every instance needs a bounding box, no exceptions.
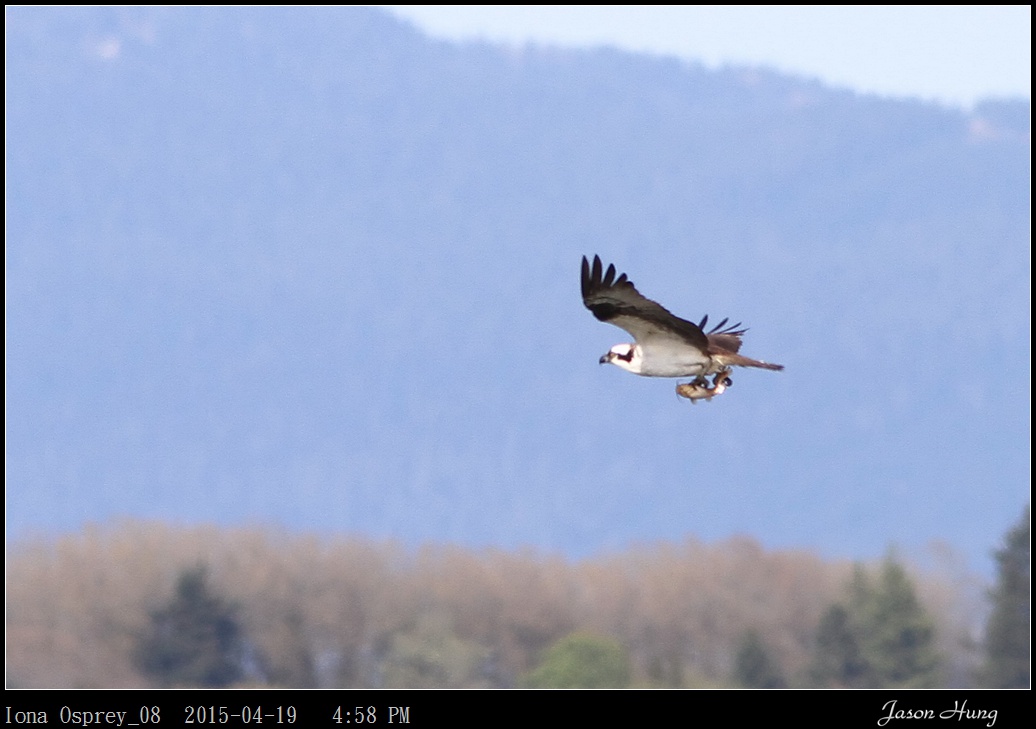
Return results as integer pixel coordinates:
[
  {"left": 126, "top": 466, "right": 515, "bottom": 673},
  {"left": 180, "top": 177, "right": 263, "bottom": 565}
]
[{"left": 385, "top": 5, "right": 1031, "bottom": 108}]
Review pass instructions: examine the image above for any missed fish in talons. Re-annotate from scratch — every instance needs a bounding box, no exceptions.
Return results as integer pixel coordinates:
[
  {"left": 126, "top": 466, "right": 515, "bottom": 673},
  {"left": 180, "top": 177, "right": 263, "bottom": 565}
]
[{"left": 676, "top": 370, "right": 733, "bottom": 403}]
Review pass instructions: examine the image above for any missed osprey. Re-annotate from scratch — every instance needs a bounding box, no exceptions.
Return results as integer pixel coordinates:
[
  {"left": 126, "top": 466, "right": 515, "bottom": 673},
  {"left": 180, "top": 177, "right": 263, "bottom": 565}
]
[{"left": 581, "top": 255, "right": 783, "bottom": 401}]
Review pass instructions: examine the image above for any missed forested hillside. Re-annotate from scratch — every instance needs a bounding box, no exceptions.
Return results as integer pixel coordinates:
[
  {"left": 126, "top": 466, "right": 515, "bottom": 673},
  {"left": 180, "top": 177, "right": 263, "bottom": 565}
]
[{"left": 5, "top": 7, "right": 1029, "bottom": 573}]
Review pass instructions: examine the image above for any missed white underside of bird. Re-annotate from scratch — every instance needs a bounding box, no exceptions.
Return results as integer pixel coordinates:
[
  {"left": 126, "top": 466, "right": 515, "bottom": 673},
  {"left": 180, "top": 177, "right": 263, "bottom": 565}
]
[{"left": 599, "top": 341, "right": 712, "bottom": 377}]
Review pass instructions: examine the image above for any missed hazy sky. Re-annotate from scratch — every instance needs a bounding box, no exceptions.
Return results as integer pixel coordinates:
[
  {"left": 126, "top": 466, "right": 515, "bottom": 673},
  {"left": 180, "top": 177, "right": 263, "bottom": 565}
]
[{"left": 385, "top": 5, "right": 1030, "bottom": 108}]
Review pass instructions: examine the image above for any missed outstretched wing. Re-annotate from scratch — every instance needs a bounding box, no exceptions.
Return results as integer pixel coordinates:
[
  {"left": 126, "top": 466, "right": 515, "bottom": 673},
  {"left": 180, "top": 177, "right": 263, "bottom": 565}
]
[
  {"left": 698, "top": 314, "right": 748, "bottom": 354},
  {"left": 581, "top": 255, "right": 708, "bottom": 350}
]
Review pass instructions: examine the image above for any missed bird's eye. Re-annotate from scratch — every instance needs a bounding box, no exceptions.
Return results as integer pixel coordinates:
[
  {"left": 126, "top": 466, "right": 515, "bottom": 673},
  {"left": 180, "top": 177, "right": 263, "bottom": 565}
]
[{"left": 723, "top": 377, "right": 733, "bottom": 386}]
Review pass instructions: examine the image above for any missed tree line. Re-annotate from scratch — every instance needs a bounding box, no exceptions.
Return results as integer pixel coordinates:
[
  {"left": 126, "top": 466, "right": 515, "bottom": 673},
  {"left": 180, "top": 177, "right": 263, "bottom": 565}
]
[{"left": 6, "top": 510, "right": 1027, "bottom": 688}]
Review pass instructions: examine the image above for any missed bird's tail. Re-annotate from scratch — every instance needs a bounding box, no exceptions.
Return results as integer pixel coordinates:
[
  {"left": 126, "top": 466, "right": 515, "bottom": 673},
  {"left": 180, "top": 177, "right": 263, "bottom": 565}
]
[{"left": 721, "top": 353, "right": 784, "bottom": 371}]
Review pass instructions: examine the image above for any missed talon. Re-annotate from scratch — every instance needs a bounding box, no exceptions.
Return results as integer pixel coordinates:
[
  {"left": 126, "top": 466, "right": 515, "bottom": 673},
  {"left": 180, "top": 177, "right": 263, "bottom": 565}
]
[{"left": 712, "top": 369, "right": 733, "bottom": 388}]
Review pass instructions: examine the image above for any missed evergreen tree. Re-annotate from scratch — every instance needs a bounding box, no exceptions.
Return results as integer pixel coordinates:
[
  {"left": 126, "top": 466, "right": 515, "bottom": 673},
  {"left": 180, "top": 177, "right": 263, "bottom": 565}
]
[
  {"left": 521, "top": 632, "right": 631, "bottom": 688},
  {"left": 135, "top": 566, "right": 245, "bottom": 687},
  {"left": 733, "top": 629, "right": 786, "bottom": 688},
  {"left": 850, "top": 557, "right": 941, "bottom": 688},
  {"left": 982, "top": 506, "right": 1030, "bottom": 688},
  {"left": 808, "top": 603, "right": 867, "bottom": 687}
]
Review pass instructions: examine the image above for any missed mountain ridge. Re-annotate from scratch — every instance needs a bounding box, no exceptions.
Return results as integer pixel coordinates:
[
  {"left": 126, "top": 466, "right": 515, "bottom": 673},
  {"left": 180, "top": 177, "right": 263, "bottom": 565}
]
[{"left": 5, "top": 7, "right": 1029, "bottom": 574}]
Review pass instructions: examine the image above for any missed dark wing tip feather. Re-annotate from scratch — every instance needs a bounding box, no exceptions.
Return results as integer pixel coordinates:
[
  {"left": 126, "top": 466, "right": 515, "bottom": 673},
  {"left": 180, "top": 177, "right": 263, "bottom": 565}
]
[
  {"left": 698, "top": 315, "right": 745, "bottom": 334},
  {"left": 582, "top": 254, "right": 631, "bottom": 301},
  {"left": 704, "top": 317, "right": 747, "bottom": 336},
  {"left": 581, "top": 254, "right": 635, "bottom": 321}
]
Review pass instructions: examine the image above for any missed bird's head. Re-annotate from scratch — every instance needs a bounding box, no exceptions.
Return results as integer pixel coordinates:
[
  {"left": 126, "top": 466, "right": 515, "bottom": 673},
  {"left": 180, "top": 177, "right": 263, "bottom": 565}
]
[{"left": 599, "top": 343, "right": 641, "bottom": 372}]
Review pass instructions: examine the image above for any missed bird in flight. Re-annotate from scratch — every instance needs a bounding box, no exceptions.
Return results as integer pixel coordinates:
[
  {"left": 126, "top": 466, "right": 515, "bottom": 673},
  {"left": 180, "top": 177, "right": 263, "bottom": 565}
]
[{"left": 581, "top": 255, "right": 783, "bottom": 402}]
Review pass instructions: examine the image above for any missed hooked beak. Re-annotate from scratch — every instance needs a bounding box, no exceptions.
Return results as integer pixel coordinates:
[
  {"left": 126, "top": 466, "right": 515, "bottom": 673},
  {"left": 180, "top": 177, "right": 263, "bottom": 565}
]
[{"left": 599, "top": 353, "right": 611, "bottom": 365}]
